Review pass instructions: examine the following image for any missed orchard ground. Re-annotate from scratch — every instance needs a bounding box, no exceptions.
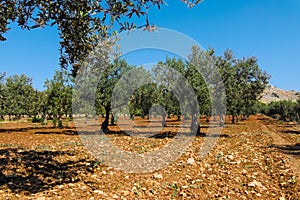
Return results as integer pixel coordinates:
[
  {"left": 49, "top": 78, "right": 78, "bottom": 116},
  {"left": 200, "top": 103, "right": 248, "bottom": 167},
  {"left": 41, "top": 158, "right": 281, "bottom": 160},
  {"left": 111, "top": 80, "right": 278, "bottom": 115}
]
[{"left": 0, "top": 115, "right": 300, "bottom": 199}]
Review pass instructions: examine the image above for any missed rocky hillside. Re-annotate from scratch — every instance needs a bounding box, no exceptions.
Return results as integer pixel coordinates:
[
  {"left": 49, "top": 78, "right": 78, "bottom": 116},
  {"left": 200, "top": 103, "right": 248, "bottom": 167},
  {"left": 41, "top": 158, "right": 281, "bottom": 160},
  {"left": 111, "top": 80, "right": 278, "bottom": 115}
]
[{"left": 260, "top": 85, "right": 300, "bottom": 104}]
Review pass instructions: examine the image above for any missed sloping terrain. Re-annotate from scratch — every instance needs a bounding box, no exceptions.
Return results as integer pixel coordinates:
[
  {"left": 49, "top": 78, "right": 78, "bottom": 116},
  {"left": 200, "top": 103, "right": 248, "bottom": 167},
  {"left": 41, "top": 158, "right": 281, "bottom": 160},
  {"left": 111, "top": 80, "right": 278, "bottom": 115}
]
[{"left": 260, "top": 85, "right": 299, "bottom": 104}]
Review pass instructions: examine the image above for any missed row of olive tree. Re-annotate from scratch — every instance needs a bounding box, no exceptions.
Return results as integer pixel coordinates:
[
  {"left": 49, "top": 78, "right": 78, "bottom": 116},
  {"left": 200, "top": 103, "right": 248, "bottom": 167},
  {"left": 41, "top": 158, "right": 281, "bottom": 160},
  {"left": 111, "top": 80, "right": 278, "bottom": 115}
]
[
  {"left": 259, "top": 100, "right": 300, "bottom": 122},
  {"left": 0, "top": 47, "right": 269, "bottom": 133},
  {"left": 215, "top": 49, "right": 270, "bottom": 123},
  {"left": 0, "top": 73, "right": 36, "bottom": 120},
  {"left": 90, "top": 47, "right": 269, "bottom": 135},
  {"left": 0, "top": 70, "right": 72, "bottom": 127},
  {"left": 131, "top": 48, "right": 270, "bottom": 125}
]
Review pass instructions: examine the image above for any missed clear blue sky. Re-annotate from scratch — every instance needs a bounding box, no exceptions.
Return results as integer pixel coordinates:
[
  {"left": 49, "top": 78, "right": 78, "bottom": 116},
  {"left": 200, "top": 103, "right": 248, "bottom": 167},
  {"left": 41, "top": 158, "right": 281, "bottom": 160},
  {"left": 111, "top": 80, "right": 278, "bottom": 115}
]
[{"left": 0, "top": 0, "right": 299, "bottom": 91}]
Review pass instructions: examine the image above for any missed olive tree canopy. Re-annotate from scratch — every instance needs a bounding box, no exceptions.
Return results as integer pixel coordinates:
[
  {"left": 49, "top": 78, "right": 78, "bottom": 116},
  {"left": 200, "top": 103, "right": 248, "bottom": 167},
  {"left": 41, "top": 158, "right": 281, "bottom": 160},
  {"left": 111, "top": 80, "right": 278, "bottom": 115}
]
[{"left": 0, "top": 0, "right": 201, "bottom": 76}]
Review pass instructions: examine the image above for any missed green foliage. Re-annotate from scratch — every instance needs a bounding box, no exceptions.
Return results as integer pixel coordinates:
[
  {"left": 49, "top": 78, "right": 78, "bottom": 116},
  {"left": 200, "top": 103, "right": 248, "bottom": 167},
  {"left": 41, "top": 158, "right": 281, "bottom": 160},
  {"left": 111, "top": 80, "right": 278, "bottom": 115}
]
[
  {"left": 216, "top": 49, "right": 270, "bottom": 122},
  {"left": 188, "top": 47, "right": 214, "bottom": 116},
  {"left": 2, "top": 74, "right": 35, "bottom": 119},
  {"left": 94, "top": 58, "right": 133, "bottom": 132},
  {"left": 0, "top": 45, "right": 270, "bottom": 129},
  {"left": 0, "top": 73, "right": 6, "bottom": 120},
  {"left": 31, "top": 117, "right": 43, "bottom": 123},
  {"left": 44, "top": 69, "right": 73, "bottom": 127},
  {"left": 129, "top": 83, "right": 159, "bottom": 118},
  {"left": 112, "top": 46, "right": 268, "bottom": 130},
  {"left": 52, "top": 117, "right": 57, "bottom": 128},
  {"left": 261, "top": 100, "right": 299, "bottom": 122},
  {"left": 0, "top": 0, "right": 201, "bottom": 75},
  {"left": 95, "top": 59, "right": 133, "bottom": 111}
]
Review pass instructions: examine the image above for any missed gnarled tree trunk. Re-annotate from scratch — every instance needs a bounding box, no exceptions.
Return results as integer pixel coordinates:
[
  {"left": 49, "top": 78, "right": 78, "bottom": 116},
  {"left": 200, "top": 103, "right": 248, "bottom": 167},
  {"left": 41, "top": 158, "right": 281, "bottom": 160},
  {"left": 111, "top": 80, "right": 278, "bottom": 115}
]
[
  {"left": 191, "top": 114, "right": 202, "bottom": 136},
  {"left": 101, "top": 106, "right": 110, "bottom": 134}
]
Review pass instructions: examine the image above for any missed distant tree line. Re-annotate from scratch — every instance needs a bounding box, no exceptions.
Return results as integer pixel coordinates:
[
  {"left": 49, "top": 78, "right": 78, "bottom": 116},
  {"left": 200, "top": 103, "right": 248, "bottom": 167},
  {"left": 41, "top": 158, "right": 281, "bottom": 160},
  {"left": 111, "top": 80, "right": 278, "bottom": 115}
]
[
  {"left": 259, "top": 100, "right": 300, "bottom": 122},
  {"left": 0, "top": 47, "right": 270, "bottom": 133},
  {"left": 0, "top": 70, "right": 72, "bottom": 128}
]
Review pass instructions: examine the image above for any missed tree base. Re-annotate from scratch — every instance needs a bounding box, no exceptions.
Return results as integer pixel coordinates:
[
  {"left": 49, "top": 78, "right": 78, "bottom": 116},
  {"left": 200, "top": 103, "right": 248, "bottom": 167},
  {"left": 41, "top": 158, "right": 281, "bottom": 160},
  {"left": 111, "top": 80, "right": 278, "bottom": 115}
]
[{"left": 101, "top": 120, "right": 109, "bottom": 134}]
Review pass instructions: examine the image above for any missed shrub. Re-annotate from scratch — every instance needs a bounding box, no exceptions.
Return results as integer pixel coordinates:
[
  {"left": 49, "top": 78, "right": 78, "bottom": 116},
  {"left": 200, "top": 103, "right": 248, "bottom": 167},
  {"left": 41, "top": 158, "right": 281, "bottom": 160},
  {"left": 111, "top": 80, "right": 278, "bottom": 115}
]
[
  {"left": 52, "top": 118, "right": 57, "bottom": 128},
  {"left": 67, "top": 117, "right": 73, "bottom": 122},
  {"left": 32, "top": 117, "right": 43, "bottom": 123}
]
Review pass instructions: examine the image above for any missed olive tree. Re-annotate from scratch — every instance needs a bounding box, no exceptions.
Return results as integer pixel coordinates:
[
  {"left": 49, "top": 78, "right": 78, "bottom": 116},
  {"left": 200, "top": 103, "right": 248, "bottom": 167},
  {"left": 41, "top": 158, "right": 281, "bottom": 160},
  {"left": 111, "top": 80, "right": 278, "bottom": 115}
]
[{"left": 44, "top": 69, "right": 73, "bottom": 127}]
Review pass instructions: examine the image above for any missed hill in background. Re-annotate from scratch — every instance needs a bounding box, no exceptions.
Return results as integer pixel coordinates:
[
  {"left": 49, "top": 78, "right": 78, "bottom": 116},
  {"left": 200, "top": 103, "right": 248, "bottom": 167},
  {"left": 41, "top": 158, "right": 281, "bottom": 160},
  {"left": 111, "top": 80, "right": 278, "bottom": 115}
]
[{"left": 260, "top": 85, "right": 300, "bottom": 104}]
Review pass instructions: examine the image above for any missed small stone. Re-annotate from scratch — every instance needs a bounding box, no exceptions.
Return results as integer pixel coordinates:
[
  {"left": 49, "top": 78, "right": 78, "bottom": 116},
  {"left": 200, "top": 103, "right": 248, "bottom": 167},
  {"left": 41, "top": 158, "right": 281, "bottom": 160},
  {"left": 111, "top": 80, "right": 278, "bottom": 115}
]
[
  {"left": 187, "top": 158, "right": 195, "bottom": 165},
  {"left": 122, "top": 190, "right": 130, "bottom": 195},
  {"left": 248, "top": 180, "right": 266, "bottom": 190},
  {"left": 93, "top": 190, "right": 106, "bottom": 195},
  {"left": 248, "top": 182, "right": 256, "bottom": 187},
  {"left": 180, "top": 192, "right": 187, "bottom": 197},
  {"left": 153, "top": 173, "right": 163, "bottom": 179},
  {"left": 228, "top": 155, "right": 234, "bottom": 160},
  {"left": 256, "top": 193, "right": 261, "bottom": 197}
]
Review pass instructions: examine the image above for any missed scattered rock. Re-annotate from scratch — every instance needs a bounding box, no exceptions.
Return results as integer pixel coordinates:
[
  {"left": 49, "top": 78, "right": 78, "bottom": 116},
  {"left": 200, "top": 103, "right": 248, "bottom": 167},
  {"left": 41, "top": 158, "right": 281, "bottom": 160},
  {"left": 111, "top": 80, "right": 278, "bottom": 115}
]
[
  {"left": 187, "top": 157, "right": 195, "bottom": 165},
  {"left": 153, "top": 173, "right": 163, "bottom": 179},
  {"left": 93, "top": 190, "right": 106, "bottom": 196},
  {"left": 228, "top": 155, "right": 234, "bottom": 160},
  {"left": 248, "top": 180, "right": 266, "bottom": 190},
  {"left": 122, "top": 190, "right": 130, "bottom": 195}
]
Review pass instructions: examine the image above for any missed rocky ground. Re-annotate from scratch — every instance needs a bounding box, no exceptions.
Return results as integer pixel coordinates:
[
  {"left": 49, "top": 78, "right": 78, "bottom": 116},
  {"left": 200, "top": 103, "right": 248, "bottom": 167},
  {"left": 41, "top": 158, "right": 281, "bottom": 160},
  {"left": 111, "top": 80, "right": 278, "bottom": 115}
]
[
  {"left": 260, "top": 85, "right": 299, "bottom": 104},
  {"left": 0, "top": 115, "right": 299, "bottom": 199}
]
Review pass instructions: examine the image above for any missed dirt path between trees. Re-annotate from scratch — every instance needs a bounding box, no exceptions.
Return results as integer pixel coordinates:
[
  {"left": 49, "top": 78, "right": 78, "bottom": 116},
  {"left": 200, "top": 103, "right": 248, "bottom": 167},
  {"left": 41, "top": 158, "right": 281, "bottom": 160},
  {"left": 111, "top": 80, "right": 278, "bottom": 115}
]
[{"left": 258, "top": 117, "right": 300, "bottom": 178}]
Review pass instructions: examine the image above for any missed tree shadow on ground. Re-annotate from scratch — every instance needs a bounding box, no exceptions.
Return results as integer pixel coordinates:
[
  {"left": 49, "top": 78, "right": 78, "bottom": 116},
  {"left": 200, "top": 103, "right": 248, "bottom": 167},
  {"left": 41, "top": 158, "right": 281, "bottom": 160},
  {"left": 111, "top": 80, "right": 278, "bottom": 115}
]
[
  {"left": 269, "top": 143, "right": 300, "bottom": 156},
  {"left": 149, "top": 131, "right": 180, "bottom": 139},
  {"left": 148, "top": 131, "right": 229, "bottom": 139},
  {"left": 208, "top": 133, "right": 230, "bottom": 138},
  {"left": 105, "top": 130, "right": 130, "bottom": 136},
  {"left": 0, "top": 148, "right": 96, "bottom": 194},
  {"left": 35, "top": 129, "right": 77, "bottom": 135},
  {"left": 282, "top": 130, "right": 300, "bottom": 135},
  {"left": 0, "top": 127, "right": 78, "bottom": 135},
  {"left": 0, "top": 127, "right": 45, "bottom": 133}
]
